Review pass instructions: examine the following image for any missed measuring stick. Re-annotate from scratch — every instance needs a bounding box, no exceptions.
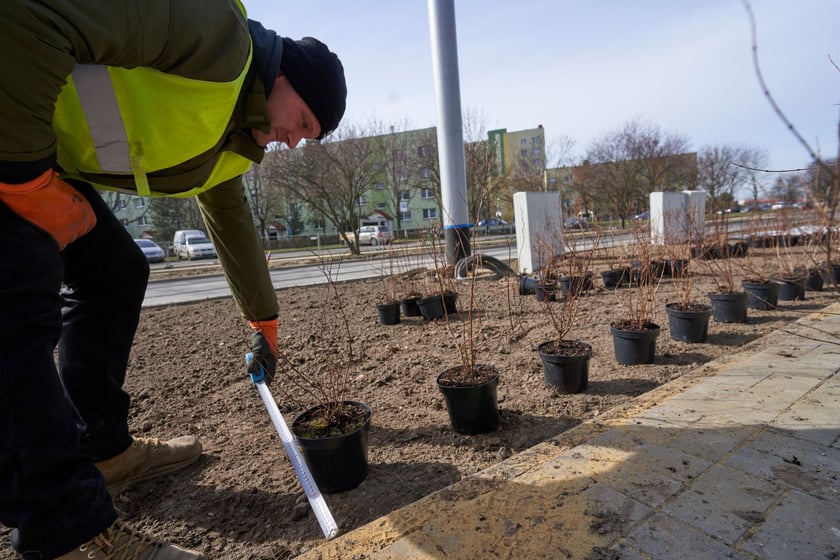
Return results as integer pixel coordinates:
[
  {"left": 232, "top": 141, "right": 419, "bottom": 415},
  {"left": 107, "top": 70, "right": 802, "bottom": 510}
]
[{"left": 246, "top": 353, "right": 339, "bottom": 539}]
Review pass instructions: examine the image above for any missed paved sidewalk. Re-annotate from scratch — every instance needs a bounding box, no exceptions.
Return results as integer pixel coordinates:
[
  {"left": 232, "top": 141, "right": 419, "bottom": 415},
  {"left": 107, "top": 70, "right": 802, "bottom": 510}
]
[{"left": 299, "top": 304, "right": 840, "bottom": 560}]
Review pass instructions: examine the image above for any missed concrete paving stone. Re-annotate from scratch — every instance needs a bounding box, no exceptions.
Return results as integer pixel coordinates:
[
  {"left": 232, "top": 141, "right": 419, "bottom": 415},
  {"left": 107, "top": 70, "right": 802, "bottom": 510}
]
[
  {"left": 591, "top": 459, "right": 686, "bottom": 509},
  {"left": 662, "top": 464, "right": 782, "bottom": 545},
  {"left": 373, "top": 481, "right": 633, "bottom": 559},
  {"left": 608, "top": 418, "right": 682, "bottom": 446},
  {"left": 635, "top": 404, "right": 706, "bottom": 427},
  {"left": 772, "top": 394, "right": 840, "bottom": 447},
  {"left": 626, "top": 513, "right": 756, "bottom": 560},
  {"left": 665, "top": 424, "right": 759, "bottom": 464},
  {"left": 714, "top": 366, "right": 772, "bottom": 385},
  {"left": 740, "top": 490, "right": 840, "bottom": 560},
  {"left": 580, "top": 483, "right": 652, "bottom": 535},
  {"left": 740, "top": 376, "right": 822, "bottom": 409},
  {"left": 582, "top": 430, "right": 713, "bottom": 484},
  {"left": 724, "top": 428, "right": 840, "bottom": 504}
]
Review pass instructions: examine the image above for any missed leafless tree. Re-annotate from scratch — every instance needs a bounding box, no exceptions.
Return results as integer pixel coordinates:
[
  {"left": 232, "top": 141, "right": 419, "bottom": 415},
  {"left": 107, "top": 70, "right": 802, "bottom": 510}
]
[
  {"left": 462, "top": 109, "right": 503, "bottom": 223},
  {"left": 368, "top": 119, "right": 430, "bottom": 237},
  {"left": 266, "top": 124, "right": 378, "bottom": 255},
  {"left": 582, "top": 118, "right": 692, "bottom": 227},
  {"left": 697, "top": 144, "right": 767, "bottom": 212},
  {"left": 244, "top": 152, "right": 287, "bottom": 240}
]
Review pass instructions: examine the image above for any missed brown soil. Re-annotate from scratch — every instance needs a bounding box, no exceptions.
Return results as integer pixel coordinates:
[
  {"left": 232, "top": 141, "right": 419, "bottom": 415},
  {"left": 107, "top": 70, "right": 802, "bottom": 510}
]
[{"left": 2, "top": 248, "right": 837, "bottom": 559}]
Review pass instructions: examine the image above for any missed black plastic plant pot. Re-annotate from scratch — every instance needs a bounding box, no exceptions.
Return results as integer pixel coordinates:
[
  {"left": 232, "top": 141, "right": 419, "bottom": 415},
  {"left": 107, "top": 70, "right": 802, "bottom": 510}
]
[
  {"left": 292, "top": 401, "right": 372, "bottom": 493},
  {"left": 436, "top": 366, "right": 499, "bottom": 435},
  {"left": 805, "top": 269, "right": 824, "bottom": 292},
  {"left": 442, "top": 291, "right": 458, "bottom": 314},
  {"left": 417, "top": 295, "right": 445, "bottom": 321},
  {"left": 537, "top": 340, "right": 592, "bottom": 394},
  {"left": 601, "top": 268, "right": 628, "bottom": 289},
  {"left": 708, "top": 292, "right": 748, "bottom": 323},
  {"left": 821, "top": 263, "right": 840, "bottom": 286},
  {"left": 559, "top": 275, "right": 589, "bottom": 297},
  {"left": 399, "top": 296, "right": 422, "bottom": 317},
  {"left": 667, "top": 259, "right": 689, "bottom": 278},
  {"left": 772, "top": 276, "right": 806, "bottom": 301},
  {"left": 665, "top": 303, "right": 712, "bottom": 343},
  {"left": 534, "top": 282, "right": 558, "bottom": 302},
  {"left": 609, "top": 322, "right": 660, "bottom": 365},
  {"left": 376, "top": 302, "right": 400, "bottom": 325},
  {"left": 742, "top": 280, "right": 779, "bottom": 310},
  {"left": 519, "top": 275, "right": 539, "bottom": 295}
]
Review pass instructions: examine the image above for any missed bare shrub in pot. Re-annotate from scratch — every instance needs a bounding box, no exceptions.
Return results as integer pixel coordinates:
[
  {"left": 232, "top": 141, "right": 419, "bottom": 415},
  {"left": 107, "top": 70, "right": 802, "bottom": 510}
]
[{"left": 535, "top": 233, "right": 600, "bottom": 393}]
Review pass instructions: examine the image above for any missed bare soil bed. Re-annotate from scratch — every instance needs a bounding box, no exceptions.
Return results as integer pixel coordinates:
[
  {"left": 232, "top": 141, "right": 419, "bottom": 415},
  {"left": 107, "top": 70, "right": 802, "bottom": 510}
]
[{"left": 2, "top": 246, "right": 837, "bottom": 559}]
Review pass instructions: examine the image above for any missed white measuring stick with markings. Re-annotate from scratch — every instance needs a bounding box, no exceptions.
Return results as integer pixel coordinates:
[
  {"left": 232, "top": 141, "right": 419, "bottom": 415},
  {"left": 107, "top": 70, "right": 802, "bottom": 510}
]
[{"left": 246, "top": 353, "right": 339, "bottom": 540}]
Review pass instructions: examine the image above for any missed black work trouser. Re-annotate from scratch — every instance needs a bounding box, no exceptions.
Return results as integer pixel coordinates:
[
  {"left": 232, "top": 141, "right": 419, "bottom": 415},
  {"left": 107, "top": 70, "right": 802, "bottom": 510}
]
[{"left": 0, "top": 181, "right": 148, "bottom": 558}]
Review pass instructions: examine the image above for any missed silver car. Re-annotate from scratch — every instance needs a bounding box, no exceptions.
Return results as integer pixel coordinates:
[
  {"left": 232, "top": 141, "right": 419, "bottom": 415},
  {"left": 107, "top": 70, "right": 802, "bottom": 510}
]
[
  {"left": 176, "top": 235, "right": 217, "bottom": 260},
  {"left": 134, "top": 238, "right": 166, "bottom": 263}
]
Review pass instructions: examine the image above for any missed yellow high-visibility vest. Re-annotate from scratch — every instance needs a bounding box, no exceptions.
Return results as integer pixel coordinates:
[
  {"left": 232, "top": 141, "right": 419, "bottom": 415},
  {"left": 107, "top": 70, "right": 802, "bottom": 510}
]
[{"left": 52, "top": 0, "right": 253, "bottom": 198}]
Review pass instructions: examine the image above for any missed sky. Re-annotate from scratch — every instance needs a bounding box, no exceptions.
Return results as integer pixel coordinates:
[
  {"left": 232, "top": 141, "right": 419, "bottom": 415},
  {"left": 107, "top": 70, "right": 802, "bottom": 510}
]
[{"left": 245, "top": 0, "right": 838, "bottom": 175}]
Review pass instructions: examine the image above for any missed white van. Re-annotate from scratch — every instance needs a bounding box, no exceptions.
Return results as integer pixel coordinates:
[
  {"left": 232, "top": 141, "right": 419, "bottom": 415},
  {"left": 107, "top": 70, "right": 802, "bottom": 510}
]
[{"left": 172, "top": 229, "right": 217, "bottom": 260}]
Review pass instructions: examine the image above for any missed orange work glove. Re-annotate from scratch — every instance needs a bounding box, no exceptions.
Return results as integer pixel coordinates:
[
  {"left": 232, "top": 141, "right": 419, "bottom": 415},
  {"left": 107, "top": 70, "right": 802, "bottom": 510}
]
[
  {"left": 0, "top": 170, "right": 96, "bottom": 250},
  {"left": 246, "top": 316, "right": 278, "bottom": 384}
]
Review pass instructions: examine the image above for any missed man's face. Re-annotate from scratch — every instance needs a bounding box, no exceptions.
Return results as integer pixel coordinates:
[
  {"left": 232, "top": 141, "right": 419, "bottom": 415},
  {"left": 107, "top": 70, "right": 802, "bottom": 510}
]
[{"left": 251, "top": 75, "right": 322, "bottom": 148}]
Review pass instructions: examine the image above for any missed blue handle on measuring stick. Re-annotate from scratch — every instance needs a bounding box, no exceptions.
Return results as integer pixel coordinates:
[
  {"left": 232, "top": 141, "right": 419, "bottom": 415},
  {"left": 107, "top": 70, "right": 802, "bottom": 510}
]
[{"left": 246, "top": 352, "right": 265, "bottom": 383}]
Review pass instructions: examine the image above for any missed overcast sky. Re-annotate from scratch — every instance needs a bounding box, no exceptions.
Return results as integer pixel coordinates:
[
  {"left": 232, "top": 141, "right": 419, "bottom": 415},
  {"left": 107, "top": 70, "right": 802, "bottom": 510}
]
[{"left": 246, "top": 0, "right": 837, "bottom": 174}]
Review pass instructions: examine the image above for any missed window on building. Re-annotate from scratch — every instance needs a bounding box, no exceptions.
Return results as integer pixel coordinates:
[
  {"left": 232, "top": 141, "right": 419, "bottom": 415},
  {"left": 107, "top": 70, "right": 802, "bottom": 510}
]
[
  {"left": 120, "top": 218, "right": 129, "bottom": 227},
  {"left": 531, "top": 147, "right": 541, "bottom": 155},
  {"left": 359, "top": 195, "right": 367, "bottom": 205},
  {"left": 400, "top": 210, "right": 412, "bottom": 221},
  {"left": 312, "top": 218, "right": 325, "bottom": 230},
  {"left": 375, "top": 182, "right": 385, "bottom": 190},
  {"left": 420, "top": 168, "right": 433, "bottom": 178},
  {"left": 532, "top": 158, "right": 542, "bottom": 168},
  {"left": 418, "top": 145, "right": 432, "bottom": 157},
  {"left": 372, "top": 162, "right": 383, "bottom": 170},
  {"left": 391, "top": 149, "right": 406, "bottom": 161},
  {"left": 137, "top": 215, "right": 149, "bottom": 226},
  {"left": 133, "top": 198, "right": 145, "bottom": 209},
  {"left": 548, "top": 177, "right": 558, "bottom": 186},
  {"left": 520, "top": 138, "right": 527, "bottom": 146},
  {"left": 376, "top": 202, "right": 387, "bottom": 210},
  {"left": 397, "top": 170, "right": 409, "bottom": 181},
  {"left": 422, "top": 208, "right": 437, "bottom": 220},
  {"left": 401, "top": 190, "right": 411, "bottom": 201},
  {"left": 531, "top": 136, "right": 542, "bottom": 145},
  {"left": 520, "top": 149, "right": 527, "bottom": 157},
  {"left": 118, "top": 199, "right": 127, "bottom": 209},
  {"left": 421, "top": 188, "right": 434, "bottom": 199}
]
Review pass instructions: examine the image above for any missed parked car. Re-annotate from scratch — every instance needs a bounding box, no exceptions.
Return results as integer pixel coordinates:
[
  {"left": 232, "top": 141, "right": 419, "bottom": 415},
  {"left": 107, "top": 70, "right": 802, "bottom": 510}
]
[
  {"left": 175, "top": 233, "right": 217, "bottom": 260},
  {"left": 633, "top": 210, "right": 650, "bottom": 220},
  {"left": 564, "top": 217, "right": 589, "bottom": 231},
  {"left": 134, "top": 239, "right": 165, "bottom": 263},
  {"left": 476, "top": 218, "right": 515, "bottom": 235},
  {"left": 356, "top": 225, "right": 394, "bottom": 246},
  {"left": 172, "top": 229, "right": 207, "bottom": 256}
]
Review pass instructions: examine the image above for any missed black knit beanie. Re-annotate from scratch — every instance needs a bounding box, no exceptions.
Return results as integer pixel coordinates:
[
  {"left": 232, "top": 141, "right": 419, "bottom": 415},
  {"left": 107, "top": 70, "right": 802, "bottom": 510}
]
[
  {"left": 248, "top": 20, "right": 347, "bottom": 139},
  {"left": 280, "top": 37, "right": 347, "bottom": 139}
]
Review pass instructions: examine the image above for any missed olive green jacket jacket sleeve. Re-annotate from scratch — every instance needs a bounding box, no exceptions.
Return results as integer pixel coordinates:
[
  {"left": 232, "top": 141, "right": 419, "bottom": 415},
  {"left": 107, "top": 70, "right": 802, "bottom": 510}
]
[{"left": 198, "top": 178, "right": 279, "bottom": 322}]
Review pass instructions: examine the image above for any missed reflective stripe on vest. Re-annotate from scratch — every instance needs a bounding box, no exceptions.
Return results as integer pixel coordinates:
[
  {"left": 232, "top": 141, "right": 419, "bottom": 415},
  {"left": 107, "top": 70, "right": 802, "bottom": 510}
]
[{"left": 72, "top": 65, "right": 131, "bottom": 174}]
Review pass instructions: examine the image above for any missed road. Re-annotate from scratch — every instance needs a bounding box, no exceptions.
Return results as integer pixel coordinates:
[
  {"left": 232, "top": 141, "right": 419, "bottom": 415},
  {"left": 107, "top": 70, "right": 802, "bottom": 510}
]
[
  {"left": 142, "top": 239, "right": 525, "bottom": 307},
  {"left": 142, "top": 214, "right": 813, "bottom": 308}
]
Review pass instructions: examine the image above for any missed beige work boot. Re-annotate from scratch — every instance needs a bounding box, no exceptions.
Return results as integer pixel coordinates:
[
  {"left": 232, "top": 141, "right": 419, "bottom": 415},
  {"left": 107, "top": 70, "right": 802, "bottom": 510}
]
[
  {"left": 95, "top": 436, "right": 202, "bottom": 496},
  {"left": 57, "top": 519, "right": 203, "bottom": 559}
]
